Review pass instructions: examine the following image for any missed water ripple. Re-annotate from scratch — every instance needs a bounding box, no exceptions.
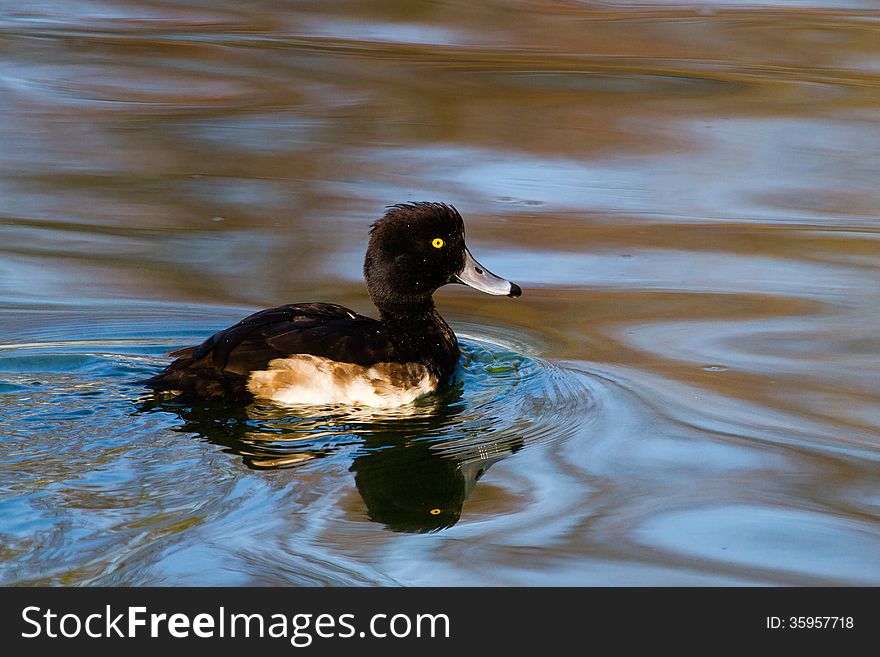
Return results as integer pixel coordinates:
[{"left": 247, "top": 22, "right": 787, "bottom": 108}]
[{"left": 0, "top": 320, "right": 596, "bottom": 569}]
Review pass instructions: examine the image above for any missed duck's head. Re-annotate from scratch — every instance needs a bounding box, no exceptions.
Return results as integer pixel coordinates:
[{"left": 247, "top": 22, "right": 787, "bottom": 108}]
[{"left": 364, "top": 202, "right": 521, "bottom": 314}]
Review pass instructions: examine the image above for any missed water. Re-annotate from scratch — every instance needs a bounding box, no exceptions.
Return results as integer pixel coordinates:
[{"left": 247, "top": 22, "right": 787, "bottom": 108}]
[{"left": 1, "top": 1, "right": 879, "bottom": 586}]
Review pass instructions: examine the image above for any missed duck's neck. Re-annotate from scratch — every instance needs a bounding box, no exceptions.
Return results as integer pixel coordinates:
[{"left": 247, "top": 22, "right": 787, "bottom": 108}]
[
  {"left": 377, "top": 299, "right": 460, "bottom": 378},
  {"left": 377, "top": 296, "right": 436, "bottom": 323}
]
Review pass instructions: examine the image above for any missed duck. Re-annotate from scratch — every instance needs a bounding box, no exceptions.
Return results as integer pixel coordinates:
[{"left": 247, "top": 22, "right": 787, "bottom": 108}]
[{"left": 144, "top": 202, "right": 521, "bottom": 407}]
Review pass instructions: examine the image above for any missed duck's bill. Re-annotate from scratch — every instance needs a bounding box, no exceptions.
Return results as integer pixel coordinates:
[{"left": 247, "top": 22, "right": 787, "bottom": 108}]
[{"left": 455, "top": 248, "right": 522, "bottom": 298}]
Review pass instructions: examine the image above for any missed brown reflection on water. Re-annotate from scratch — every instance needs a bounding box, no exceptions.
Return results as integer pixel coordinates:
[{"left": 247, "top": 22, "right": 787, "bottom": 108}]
[{"left": 0, "top": 1, "right": 879, "bottom": 585}]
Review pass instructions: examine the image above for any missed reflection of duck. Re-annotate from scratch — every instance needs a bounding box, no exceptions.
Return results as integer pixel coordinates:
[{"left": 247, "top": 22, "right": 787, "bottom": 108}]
[
  {"left": 351, "top": 433, "right": 522, "bottom": 533},
  {"left": 144, "top": 202, "right": 521, "bottom": 407},
  {"left": 136, "top": 383, "right": 522, "bottom": 533}
]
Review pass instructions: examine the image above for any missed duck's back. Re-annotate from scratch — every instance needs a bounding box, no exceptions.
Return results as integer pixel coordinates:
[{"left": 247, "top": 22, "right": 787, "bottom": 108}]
[{"left": 145, "top": 303, "right": 444, "bottom": 406}]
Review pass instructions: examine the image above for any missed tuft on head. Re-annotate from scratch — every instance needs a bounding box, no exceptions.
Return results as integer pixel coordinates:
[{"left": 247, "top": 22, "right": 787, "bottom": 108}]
[{"left": 369, "top": 202, "right": 464, "bottom": 237}]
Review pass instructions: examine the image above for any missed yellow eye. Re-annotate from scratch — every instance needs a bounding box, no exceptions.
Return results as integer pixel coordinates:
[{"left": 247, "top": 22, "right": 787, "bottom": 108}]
[
  {"left": 429, "top": 508, "right": 442, "bottom": 515},
  {"left": 431, "top": 238, "right": 444, "bottom": 249}
]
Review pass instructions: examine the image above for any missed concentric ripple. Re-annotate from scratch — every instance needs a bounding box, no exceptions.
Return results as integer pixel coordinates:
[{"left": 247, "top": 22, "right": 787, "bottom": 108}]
[
  {"left": 0, "top": 318, "right": 596, "bottom": 543},
  {"left": 137, "top": 332, "right": 595, "bottom": 533}
]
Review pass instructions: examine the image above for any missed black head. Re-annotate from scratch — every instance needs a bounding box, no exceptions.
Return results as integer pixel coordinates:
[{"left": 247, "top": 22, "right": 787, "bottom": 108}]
[{"left": 363, "top": 202, "right": 521, "bottom": 314}]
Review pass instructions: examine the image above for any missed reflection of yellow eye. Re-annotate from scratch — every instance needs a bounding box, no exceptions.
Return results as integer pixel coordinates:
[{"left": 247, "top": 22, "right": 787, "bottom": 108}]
[
  {"left": 431, "top": 238, "right": 444, "bottom": 249},
  {"left": 430, "top": 508, "right": 441, "bottom": 515}
]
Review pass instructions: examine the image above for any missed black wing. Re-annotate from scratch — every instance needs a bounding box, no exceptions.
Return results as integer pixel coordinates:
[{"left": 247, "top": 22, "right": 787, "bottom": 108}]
[{"left": 144, "top": 303, "right": 404, "bottom": 399}]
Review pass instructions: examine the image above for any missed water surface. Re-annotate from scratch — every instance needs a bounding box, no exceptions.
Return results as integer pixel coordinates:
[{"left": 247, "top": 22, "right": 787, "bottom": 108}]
[{"left": 0, "top": 0, "right": 879, "bottom": 586}]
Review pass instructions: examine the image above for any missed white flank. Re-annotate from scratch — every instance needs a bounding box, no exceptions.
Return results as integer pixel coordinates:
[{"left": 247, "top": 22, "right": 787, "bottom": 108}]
[{"left": 246, "top": 355, "right": 438, "bottom": 408}]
